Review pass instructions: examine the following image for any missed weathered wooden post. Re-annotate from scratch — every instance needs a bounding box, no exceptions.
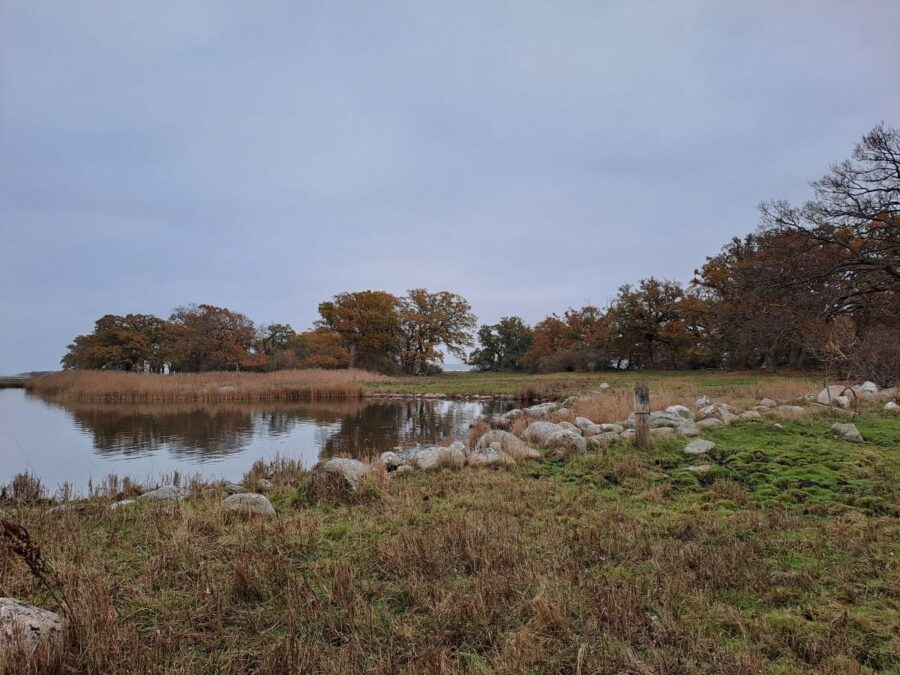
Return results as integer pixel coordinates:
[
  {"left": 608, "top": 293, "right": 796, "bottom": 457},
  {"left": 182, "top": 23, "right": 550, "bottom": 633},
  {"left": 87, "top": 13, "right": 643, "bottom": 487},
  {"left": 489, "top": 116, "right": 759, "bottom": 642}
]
[{"left": 634, "top": 381, "right": 650, "bottom": 449}]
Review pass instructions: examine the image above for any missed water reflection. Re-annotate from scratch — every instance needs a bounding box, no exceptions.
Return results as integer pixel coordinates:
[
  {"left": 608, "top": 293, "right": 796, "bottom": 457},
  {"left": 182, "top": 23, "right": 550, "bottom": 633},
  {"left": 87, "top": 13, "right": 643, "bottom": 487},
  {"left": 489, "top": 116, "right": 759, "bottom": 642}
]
[{"left": 33, "top": 395, "right": 512, "bottom": 462}]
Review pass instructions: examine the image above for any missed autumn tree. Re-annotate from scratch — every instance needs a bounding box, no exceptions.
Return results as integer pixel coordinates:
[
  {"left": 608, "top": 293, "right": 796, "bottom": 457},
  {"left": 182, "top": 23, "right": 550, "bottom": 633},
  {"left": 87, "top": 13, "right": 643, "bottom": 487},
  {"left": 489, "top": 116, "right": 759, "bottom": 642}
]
[
  {"left": 317, "top": 291, "right": 401, "bottom": 371},
  {"left": 62, "top": 313, "right": 167, "bottom": 371},
  {"left": 522, "top": 306, "right": 610, "bottom": 372},
  {"left": 296, "top": 328, "right": 351, "bottom": 369},
  {"left": 398, "top": 289, "right": 477, "bottom": 374},
  {"left": 469, "top": 316, "right": 533, "bottom": 371},
  {"left": 166, "top": 304, "right": 261, "bottom": 372}
]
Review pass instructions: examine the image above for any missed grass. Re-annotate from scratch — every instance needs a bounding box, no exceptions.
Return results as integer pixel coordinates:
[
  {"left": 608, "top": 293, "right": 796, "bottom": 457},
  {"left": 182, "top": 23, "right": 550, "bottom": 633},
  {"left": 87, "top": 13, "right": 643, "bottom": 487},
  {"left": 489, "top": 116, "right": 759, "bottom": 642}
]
[
  {"left": 368, "top": 369, "right": 823, "bottom": 402},
  {"left": 25, "top": 369, "right": 387, "bottom": 403},
  {"left": 1, "top": 408, "right": 897, "bottom": 673},
  {"left": 0, "top": 377, "right": 26, "bottom": 389}
]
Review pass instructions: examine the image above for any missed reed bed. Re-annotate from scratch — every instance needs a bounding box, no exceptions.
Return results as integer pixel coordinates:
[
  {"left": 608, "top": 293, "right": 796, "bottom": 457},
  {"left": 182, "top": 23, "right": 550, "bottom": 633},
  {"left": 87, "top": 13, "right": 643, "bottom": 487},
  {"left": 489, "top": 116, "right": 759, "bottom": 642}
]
[{"left": 26, "top": 369, "right": 387, "bottom": 403}]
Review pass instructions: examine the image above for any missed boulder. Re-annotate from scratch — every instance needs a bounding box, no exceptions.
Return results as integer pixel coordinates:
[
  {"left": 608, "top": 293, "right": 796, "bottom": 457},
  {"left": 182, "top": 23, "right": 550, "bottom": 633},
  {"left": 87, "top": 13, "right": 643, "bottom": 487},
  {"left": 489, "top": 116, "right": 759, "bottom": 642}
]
[
  {"left": 858, "top": 381, "right": 879, "bottom": 394},
  {"left": 558, "top": 421, "right": 581, "bottom": 433},
  {"left": 752, "top": 405, "right": 773, "bottom": 413},
  {"left": 684, "top": 439, "right": 716, "bottom": 455},
  {"left": 523, "top": 421, "right": 566, "bottom": 445},
  {"left": 696, "top": 418, "right": 724, "bottom": 429},
  {"left": 665, "top": 405, "right": 694, "bottom": 420},
  {"left": 545, "top": 429, "right": 587, "bottom": 460},
  {"left": 877, "top": 387, "right": 897, "bottom": 401},
  {"left": 777, "top": 405, "right": 806, "bottom": 415},
  {"left": 523, "top": 402, "right": 560, "bottom": 419},
  {"left": 223, "top": 482, "right": 247, "bottom": 495},
  {"left": 758, "top": 398, "right": 777, "bottom": 408},
  {"left": 109, "top": 499, "right": 136, "bottom": 511},
  {"left": 0, "top": 598, "right": 66, "bottom": 656},
  {"left": 597, "top": 423, "right": 625, "bottom": 434},
  {"left": 834, "top": 395, "right": 851, "bottom": 408},
  {"left": 831, "top": 423, "right": 863, "bottom": 443},
  {"left": 467, "top": 445, "right": 514, "bottom": 467},
  {"left": 474, "top": 430, "right": 540, "bottom": 460},
  {"left": 697, "top": 403, "right": 733, "bottom": 421},
  {"left": 817, "top": 385, "right": 848, "bottom": 405},
  {"left": 380, "top": 451, "right": 404, "bottom": 471},
  {"left": 738, "top": 410, "right": 762, "bottom": 421},
  {"left": 693, "top": 395, "right": 711, "bottom": 408},
  {"left": 574, "top": 416, "right": 596, "bottom": 430},
  {"left": 555, "top": 407, "right": 571, "bottom": 417},
  {"left": 222, "top": 493, "right": 276, "bottom": 516},
  {"left": 140, "top": 485, "right": 189, "bottom": 502},
  {"left": 885, "top": 401, "right": 899, "bottom": 413},
  {"left": 586, "top": 432, "right": 620, "bottom": 449},
  {"left": 256, "top": 478, "right": 273, "bottom": 492},
  {"left": 321, "top": 457, "right": 370, "bottom": 488},
  {"left": 676, "top": 421, "right": 700, "bottom": 437},
  {"left": 412, "top": 445, "right": 466, "bottom": 471}
]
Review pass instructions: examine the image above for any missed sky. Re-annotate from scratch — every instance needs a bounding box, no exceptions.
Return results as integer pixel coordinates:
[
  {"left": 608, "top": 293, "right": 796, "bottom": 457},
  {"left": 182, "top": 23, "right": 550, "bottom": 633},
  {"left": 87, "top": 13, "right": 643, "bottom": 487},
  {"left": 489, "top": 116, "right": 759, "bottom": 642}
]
[{"left": 1, "top": 1, "right": 898, "bottom": 373}]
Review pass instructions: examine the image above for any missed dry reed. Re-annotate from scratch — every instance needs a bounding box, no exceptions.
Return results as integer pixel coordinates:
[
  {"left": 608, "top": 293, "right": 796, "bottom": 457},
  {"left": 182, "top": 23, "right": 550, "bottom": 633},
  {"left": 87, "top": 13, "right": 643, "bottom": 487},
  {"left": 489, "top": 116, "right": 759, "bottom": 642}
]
[{"left": 25, "top": 369, "right": 387, "bottom": 403}]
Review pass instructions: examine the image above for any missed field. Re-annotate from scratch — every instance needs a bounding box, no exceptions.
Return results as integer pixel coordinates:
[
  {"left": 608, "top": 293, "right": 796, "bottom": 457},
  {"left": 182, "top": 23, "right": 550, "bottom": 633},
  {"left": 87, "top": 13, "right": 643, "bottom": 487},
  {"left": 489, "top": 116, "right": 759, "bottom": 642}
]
[{"left": 1, "top": 371, "right": 898, "bottom": 673}]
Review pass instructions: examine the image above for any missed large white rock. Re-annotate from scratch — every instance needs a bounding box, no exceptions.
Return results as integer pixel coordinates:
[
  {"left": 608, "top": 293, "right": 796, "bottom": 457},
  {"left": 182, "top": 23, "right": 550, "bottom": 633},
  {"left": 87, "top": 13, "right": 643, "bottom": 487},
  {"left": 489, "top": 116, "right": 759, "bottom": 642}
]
[
  {"left": 545, "top": 429, "right": 587, "bottom": 458},
  {"left": 817, "top": 385, "right": 847, "bottom": 404},
  {"left": 523, "top": 402, "right": 560, "bottom": 419},
  {"left": 412, "top": 445, "right": 466, "bottom": 471},
  {"left": 0, "top": 598, "right": 66, "bottom": 656},
  {"left": 523, "top": 421, "right": 566, "bottom": 445},
  {"left": 758, "top": 398, "right": 777, "bottom": 408},
  {"left": 574, "top": 416, "right": 596, "bottom": 430},
  {"left": 665, "top": 405, "right": 694, "bottom": 420},
  {"left": 696, "top": 418, "right": 724, "bottom": 429},
  {"left": 222, "top": 493, "right": 276, "bottom": 516},
  {"left": 831, "top": 423, "right": 863, "bottom": 443},
  {"left": 738, "top": 410, "right": 762, "bottom": 421},
  {"left": 140, "top": 485, "right": 189, "bottom": 502},
  {"left": 684, "top": 439, "right": 716, "bottom": 455},
  {"left": 885, "top": 401, "right": 899, "bottom": 413},
  {"left": 777, "top": 405, "right": 806, "bottom": 415},
  {"left": 321, "top": 457, "right": 370, "bottom": 488},
  {"left": 474, "top": 430, "right": 540, "bottom": 460},
  {"left": 467, "top": 445, "right": 514, "bottom": 467},
  {"left": 676, "top": 421, "right": 700, "bottom": 437},
  {"left": 693, "top": 395, "right": 711, "bottom": 408}
]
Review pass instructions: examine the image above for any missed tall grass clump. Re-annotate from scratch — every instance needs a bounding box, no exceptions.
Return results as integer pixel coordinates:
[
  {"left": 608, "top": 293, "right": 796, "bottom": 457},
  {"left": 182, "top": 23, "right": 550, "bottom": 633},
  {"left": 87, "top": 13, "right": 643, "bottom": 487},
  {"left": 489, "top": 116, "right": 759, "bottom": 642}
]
[{"left": 25, "top": 369, "right": 387, "bottom": 403}]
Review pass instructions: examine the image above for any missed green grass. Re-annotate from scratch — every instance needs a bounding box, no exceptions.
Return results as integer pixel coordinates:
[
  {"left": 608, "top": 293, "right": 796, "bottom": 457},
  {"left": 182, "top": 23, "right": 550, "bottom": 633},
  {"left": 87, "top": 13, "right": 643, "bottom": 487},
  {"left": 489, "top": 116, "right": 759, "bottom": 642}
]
[{"left": 2, "top": 409, "right": 898, "bottom": 672}]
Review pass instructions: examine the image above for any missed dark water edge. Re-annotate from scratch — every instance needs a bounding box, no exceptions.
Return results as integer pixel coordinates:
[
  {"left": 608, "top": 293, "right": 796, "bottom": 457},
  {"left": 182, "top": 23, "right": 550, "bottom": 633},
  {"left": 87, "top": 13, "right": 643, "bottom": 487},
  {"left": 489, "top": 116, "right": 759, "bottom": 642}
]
[{"left": 0, "top": 388, "right": 512, "bottom": 492}]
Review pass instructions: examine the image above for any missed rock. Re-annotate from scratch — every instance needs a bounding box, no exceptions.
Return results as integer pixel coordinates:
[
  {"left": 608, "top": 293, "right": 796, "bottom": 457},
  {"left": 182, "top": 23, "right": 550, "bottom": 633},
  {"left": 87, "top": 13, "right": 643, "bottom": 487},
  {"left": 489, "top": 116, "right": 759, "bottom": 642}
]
[
  {"left": 738, "top": 410, "right": 762, "bottom": 421},
  {"left": 834, "top": 395, "right": 851, "bottom": 408},
  {"left": 697, "top": 403, "right": 733, "bottom": 421},
  {"left": 752, "top": 405, "right": 773, "bottom": 413},
  {"left": 885, "top": 401, "right": 899, "bottom": 413},
  {"left": 597, "top": 423, "right": 625, "bottom": 434},
  {"left": 523, "top": 402, "right": 560, "bottom": 419},
  {"left": 393, "top": 465, "right": 414, "bottom": 475},
  {"left": 574, "top": 416, "right": 596, "bottom": 430},
  {"left": 759, "top": 398, "right": 777, "bottom": 408},
  {"left": 877, "top": 387, "right": 897, "bottom": 401},
  {"left": 223, "top": 481, "right": 247, "bottom": 495},
  {"left": 109, "top": 499, "right": 136, "bottom": 511},
  {"left": 256, "top": 478, "right": 273, "bottom": 491},
  {"left": 683, "top": 464, "right": 712, "bottom": 474},
  {"left": 140, "top": 485, "right": 189, "bottom": 502},
  {"left": 523, "top": 421, "right": 566, "bottom": 445},
  {"left": 321, "top": 458, "right": 370, "bottom": 489},
  {"left": 720, "top": 410, "right": 739, "bottom": 425},
  {"left": 499, "top": 408, "right": 524, "bottom": 422},
  {"left": 586, "top": 432, "right": 620, "bottom": 449},
  {"left": 0, "top": 597, "right": 66, "bottom": 656},
  {"left": 561, "top": 396, "right": 578, "bottom": 408},
  {"left": 777, "top": 405, "right": 806, "bottom": 415},
  {"left": 545, "top": 429, "right": 587, "bottom": 459},
  {"left": 693, "top": 395, "right": 711, "bottom": 408},
  {"left": 817, "top": 385, "right": 848, "bottom": 404},
  {"left": 831, "top": 422, "right": 863, "bottom": 443},
  {"left": 650, "top": 427, "right": 675, "bottom": 438},
  {"left": 620, "top": 429, "right": 636, "bottom": 439},
  {"left": 223, "top": 493, "right": 276, "bottom": 516},
  {"left": 676, "top": 421, "right": 700, "bottom": 437},
  {"left": 558, "top": 421, "right": 581, "bottom": 433},
  {"left": 474, "top": 430, "right": 540, "bottom": 460},
  {"left": 858, "top": 381, "right": 879, "bottom": 394},
  {"left": 665, "top": 405, "right": 694, "bottom": 420},
  {"left": 413, "top": 445, "right": 466, "bottom": 471},
  {"left": 772, "top": 423, "right": 785, "bottom": 431},
  {"left": 684, "top": 439, "right": 716, "bottom": 455},
  {"left": 467, "top": 445, "right": 513, "bottom": 467},
  {"left": 696, "top": 418, "right": 724, "bottom": 429},
  {"left": 555, "top": 407, "right": 571, "bottom": 417},
  {"left": 380, "top": 451, "right": 404, "bottom": 471},
  {"left": 48, "top": 504, "right": 77, "bottom": 514}
]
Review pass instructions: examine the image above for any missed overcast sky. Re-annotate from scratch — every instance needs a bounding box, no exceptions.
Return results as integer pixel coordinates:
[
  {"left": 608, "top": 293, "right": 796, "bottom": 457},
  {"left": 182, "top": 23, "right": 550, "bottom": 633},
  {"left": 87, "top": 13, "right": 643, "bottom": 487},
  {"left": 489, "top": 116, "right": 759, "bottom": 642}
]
[{"left": 1, "top": 1, "right": 898, "bottom": 373}]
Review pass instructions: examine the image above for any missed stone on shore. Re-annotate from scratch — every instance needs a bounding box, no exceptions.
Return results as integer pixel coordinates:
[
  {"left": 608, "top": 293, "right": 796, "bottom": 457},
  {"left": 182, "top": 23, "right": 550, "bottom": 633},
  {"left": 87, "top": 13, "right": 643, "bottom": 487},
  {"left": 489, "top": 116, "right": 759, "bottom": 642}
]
[
  {"left": 223, "top": 482, "right": 247, "bottom": 495},
  {"left": 222, "top": 493, "right": 276, "bottom": 516},
  {"left": 523, "top": 421, "right": 566, "bottom": 445},
  {"left": 885, "top": 401, "right": 899, "bottom": 413},
  {"left": 759, "top": 398, "right": 777, "bottom": 408},
  {"left": 545, "top": 429, "right": 587, "bottom": 460},
  {"left": 665, "top": 405, "right": 694, "bottom": 420},
  {"left": 777, "top": 405, "right": 806, "bottom": 415},
  {"left": 474, "top": 430, "right": 540, "bottom": 460},
  {"left": 817, "top": 385, "right": 847, "bottom": 404},
  {"left": 738, "top": 410, "right": 762, "bottom": 421},
  {"left": 831, "top": 422, "right": 863, "bottom": 443},
  {"left": 467, "top": 445, "right": 514, "bottom": 467},
  {"left": 412, "top": 444, "right": 466, "bottom": 471},
  {"left": 321, "top": 457, "right": 370, "bottom": 488},
  {"left": 0, "top": 597, "right": 66, "bottom": 656},
  {"left": 676, "top": 421, "right": 700, "bottom": 437},
  {"left": 523, "top": 402, "right": 560, "bottom": 419},
  {"left": 140, "top": 485, "right": 190, "bottom": 502},
  {"left": 684, "top": 439, "right": 716, "bottom": 455},
  {"left": 696, "top": 418, "right": 724, "bottom": 429}
]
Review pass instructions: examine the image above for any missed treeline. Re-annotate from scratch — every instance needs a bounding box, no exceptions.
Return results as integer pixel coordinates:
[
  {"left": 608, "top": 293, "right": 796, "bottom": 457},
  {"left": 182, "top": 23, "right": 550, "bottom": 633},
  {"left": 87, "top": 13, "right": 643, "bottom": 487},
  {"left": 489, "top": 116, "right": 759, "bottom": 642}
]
[
  {"left": 62, "top": 289, "right": 475, "bottom": 375},
  {"left": 63, "top": 125, "right": 899, "bottom": 382},
  {"left": 472, "top": 125, "right": 900, "bottom": 383}
]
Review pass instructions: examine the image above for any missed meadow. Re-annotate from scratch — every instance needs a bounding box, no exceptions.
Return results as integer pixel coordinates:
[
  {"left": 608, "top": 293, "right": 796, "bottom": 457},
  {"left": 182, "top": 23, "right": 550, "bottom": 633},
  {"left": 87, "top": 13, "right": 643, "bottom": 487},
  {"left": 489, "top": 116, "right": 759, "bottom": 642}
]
[{"left": 2, "top": 371, "right": 898, "bottom": 673}]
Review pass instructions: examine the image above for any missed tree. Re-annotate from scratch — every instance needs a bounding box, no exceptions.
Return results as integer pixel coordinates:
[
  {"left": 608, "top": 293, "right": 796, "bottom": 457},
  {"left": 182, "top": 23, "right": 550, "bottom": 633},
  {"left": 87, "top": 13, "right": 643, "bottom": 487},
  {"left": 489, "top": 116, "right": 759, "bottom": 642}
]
[
  {"left": 760, "top": 124, "right": 900, "bottom": 317},
  {"left": 398, "top": 289, "right": 477, "bottom": 374},
  {"left": 167, "top": 304, "right": 261, "bottom": 372},
  {"left": 469, "top": 316, "right": 533, "bottom": 371},
  {"left": 317, "top": 291, "right": 401, "bottom": 371},
  {"left": 522, "top": 306, "right": 610, "bottom": 372},
  {"left": 296, "top": 329, "right": 351, "bottom": 369},
  {"left": 62, "top": 313, "right": 167, "bottom": 371}
]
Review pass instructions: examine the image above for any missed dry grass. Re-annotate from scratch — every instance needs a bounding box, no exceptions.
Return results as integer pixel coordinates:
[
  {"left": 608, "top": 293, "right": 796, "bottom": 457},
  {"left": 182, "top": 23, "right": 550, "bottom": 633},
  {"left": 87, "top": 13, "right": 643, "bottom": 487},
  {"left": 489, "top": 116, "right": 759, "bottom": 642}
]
[
  {"left": 1, "top": 411, "right": 897, "bottom": 673},
  {"left": 26, "top": 369, "right": 387, "bottom": 403}
]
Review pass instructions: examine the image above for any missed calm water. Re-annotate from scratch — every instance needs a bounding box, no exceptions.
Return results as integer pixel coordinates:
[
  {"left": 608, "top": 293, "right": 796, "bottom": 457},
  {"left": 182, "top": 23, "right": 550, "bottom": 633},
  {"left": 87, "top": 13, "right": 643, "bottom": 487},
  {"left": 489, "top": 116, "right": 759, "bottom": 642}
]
[{"left": 0, "top": 389, "right": 510, "bottom": 491}]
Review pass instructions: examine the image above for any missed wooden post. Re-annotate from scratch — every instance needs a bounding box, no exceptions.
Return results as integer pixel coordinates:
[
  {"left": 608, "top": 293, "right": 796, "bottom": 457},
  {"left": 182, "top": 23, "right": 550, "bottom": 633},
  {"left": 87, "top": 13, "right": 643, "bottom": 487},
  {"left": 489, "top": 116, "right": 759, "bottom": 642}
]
[{"left": 634, "top": 381, "right": 650, "bottom": 449}]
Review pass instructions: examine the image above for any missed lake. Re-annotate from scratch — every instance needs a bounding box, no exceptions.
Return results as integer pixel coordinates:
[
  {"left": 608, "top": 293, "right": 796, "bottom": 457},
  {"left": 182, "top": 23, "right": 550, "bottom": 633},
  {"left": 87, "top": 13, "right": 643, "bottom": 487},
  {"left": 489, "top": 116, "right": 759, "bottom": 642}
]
[{"left": 0, "top": 389, "right": 511, "bottom": 492}]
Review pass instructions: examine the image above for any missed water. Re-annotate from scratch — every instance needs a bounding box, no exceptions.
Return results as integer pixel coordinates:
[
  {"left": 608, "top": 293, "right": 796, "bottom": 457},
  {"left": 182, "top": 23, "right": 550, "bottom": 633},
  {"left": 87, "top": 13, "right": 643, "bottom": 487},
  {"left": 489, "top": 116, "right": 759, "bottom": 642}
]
[{"left": 0, "top": 389, "right": 511, "bottom": 491}]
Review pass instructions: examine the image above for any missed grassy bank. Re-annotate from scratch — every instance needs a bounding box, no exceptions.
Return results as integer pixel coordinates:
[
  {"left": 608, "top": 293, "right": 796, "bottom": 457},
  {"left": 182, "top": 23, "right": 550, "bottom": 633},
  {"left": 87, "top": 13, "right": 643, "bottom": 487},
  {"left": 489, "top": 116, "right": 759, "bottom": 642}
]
[
  {"left": 370, "top": 370, "right": 823, "bottom": 402},
  {"left": 25, "top": 369, "right": 386, "bottom": 403},
  {"left": 0, "top": 377, "right": 26, "bottom": 389},
  {"left": 2, "top": 411, "right": 897, "bottom": 673}
]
